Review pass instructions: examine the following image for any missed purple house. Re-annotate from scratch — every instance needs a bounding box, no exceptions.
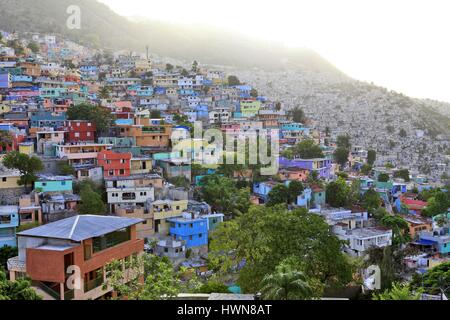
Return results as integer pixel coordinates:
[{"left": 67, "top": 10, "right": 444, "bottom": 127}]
[{"left": 279, "top": 157, "right": 332, "bottom": 179}]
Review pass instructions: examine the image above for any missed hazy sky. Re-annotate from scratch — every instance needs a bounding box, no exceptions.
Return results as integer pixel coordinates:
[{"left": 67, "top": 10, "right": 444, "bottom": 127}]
[{"left": 99, "top": 0, "right": 450, "bottom": 102}]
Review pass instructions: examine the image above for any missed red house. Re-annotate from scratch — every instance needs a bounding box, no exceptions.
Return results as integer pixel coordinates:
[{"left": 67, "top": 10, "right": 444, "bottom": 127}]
[
  {"left": 64, "top": 120, "right": 96, "bottom": 143},
  {"left": 97, "top": 150, "right": 132, "bottom": 177}
]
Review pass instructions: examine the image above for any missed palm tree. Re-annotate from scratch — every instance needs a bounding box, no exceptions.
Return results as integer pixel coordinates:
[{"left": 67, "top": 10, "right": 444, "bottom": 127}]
[
  {"left": 380, "top": 215, "right": 410, "bottom": 245},
  {"left": 260, "top": 263, "right": 313, "bottom": 300},
  {"left": 98, "top": 86, "right": 111, "bottom": 100}
]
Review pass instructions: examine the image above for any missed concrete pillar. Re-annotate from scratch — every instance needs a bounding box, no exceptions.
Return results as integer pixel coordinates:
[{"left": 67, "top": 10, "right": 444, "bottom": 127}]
[{"left": 60, "top": 283, "right": 65, "bottom": 300}]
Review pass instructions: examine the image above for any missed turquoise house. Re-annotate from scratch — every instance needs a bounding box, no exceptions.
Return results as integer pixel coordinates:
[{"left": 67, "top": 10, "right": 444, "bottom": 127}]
[
  {"left": 312, "top": 186, "right": 326, "bottom": 208},
  {"left": 0, "top": 206, "right": 19, "bottom": 248},
  {"left": 35, "top": 176, "right": 73, "bottom": 193}
]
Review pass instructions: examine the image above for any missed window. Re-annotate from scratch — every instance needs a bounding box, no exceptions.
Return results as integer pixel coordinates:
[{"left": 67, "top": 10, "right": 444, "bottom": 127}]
[
  {"left": 2, "top": 178, "right": 6, "bottom": 182},
  {"left": 74, "top": 132, "right": 80, "bottom": 138},
  {"left": 61, "top": 181, "right": 66, "bottom": 186},
  {"left": 189, "top": 236, "right": 193, "bottom": 240},
  {"left": 92, "top": 228, "right": 131, "bottom": 253},
  {"left": 119, "top": 169, "right": 125, "bottom": 175}
]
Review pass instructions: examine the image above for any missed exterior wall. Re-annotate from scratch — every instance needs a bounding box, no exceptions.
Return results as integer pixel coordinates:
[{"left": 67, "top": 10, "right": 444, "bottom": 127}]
[
  {"left": 130, "top": 159, "right": 152, "bottom": 175},
  {"left": 35, "top": 179, "right": 73, "bottom": 193},
  {"left": 65, "top": 121, "right": 96, "bottom": 143},
  {"left": 97, "top": 150, "right": 131, "bottom": 178},
  {"left": 22, "top": 225, "right": 144, "bottom": 300},
  {"left": 169, "top": 218, "right": 209, "bottom": 248}
]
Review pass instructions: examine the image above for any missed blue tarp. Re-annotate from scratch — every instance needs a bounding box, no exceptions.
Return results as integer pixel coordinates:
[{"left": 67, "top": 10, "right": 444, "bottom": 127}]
[{"left": 414, "top": 239, "right": 436, "bottom": 246}]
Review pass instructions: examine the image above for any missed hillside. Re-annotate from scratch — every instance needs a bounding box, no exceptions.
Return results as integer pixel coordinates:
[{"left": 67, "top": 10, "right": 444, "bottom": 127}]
[{"left": 0, "top": 0, "right": 342, "bottom": 73}]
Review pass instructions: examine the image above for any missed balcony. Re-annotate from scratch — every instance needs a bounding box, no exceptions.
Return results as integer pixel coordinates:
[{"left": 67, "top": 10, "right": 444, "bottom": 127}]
[{"left": 84, "top": 276, "right": 104, "bottom": 293}]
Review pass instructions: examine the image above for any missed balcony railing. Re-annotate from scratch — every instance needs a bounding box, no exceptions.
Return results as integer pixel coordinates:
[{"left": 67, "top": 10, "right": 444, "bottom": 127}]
[{"left": 84, "top": 277, "right": 104, "bottom": 293}]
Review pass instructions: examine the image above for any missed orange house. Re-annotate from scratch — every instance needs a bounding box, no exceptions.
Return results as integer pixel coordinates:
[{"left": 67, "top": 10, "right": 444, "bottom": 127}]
[
  {"left": 8, "top": 215, "right": 144, "bottom": 300},
  {"left": 278, "top": 168, "right": 310, "bottom": 182},
  {"left": 403, "top": 215, "right": 433, "bottom": 239},
  {"left": 119, "top": 118, "right": 172, "bottom": 150},
  {"left": 97, "top": 150, "right": 132, "bottom": 178}
]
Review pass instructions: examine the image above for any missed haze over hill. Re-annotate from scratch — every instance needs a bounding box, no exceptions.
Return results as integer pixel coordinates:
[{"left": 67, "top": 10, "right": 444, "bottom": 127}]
[{"left": 0, "top": 0, "right": 342, "bottom": 74}]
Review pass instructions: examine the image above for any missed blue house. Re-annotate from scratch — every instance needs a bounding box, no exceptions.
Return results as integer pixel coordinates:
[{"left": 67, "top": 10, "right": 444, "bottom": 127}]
[
  {"left": 35, "top": 176, "right": 73, "bottom": 194},
  {"left": 30, "top": 111, "right": 67, "bottom": 128},
  {"left": 296, "top": 188, "right": 312, "bottom": 208},
  {"left": 419, "top": 228, "right": 450, "bottom": 255},
  {"left": 168, "top": 213, "right": 209, "bottom": 248},
  {"left": 0, "top": 206, "right": 19, "bottom": 248}
]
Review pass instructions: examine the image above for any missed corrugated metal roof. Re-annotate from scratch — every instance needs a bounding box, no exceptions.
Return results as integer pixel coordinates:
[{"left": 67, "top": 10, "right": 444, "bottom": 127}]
[{"left": 17, "top": 215, "right": 144, "bottom": 241}]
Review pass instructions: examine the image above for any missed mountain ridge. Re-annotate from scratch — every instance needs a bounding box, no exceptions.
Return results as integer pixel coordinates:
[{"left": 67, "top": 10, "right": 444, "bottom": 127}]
[{"left": 0, "top": 0, "right": 343, "bottom": 74}]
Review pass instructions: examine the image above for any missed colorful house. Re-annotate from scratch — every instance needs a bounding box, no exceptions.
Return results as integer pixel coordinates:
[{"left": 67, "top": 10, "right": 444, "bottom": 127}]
[
  {"left": 0, "top": 206, "right": 19, "bottom": 248},
  {"left": 7, "top": 215, "right": 144, "bottom": 300},
  {"left": 168, "top": 213, "right": 209, "bottom": 249},
  {"left": 34, "top": 176, "right": 73, "bottom": 194},
  {"left": 97, "top": 150, "right": 132, "bottom": 178},
  {"left": 64, "top": 120, "right": 96, "bottom": 143},
  {"left": 279, "top": 157, "right": 332, "bottom": 179}
]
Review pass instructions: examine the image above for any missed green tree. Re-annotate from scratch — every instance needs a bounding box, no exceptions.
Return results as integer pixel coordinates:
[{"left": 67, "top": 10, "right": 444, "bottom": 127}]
[
  {"left": 0, "top": 246, "right": 18, "bottom": 270},
  {"left": 399, "top": 129, "right": 407, "bottom": 138},
  {"left": 77, "top": 185, "right": 106, "bottom": 215},
  {"left": 201, "top": 175, "right": 250, "bottom": 217},
  {"left": 227, "top": 75, "right": 241, "bottom": 86},
  {"left": 191, "top": 60, "right": 199, "bottom": 72},
  {"left": 27, "top": 42, "right": 40, "bottom": 53},
  {"left": 293, "top": 139, "right": 324, "bottom": 159},
  {"left": 287, "top": 181, "right": 305, "bottom": 204},
  {"left": 380, "top": 215, "right": 410, "bottom": 245},
  {"left": 98, "top": 86, "right": 111, "bottom": 100},
  {"left": 181, "top": 69, "right": 189, "bottom": 77},
  {"left": 289, "top": 107, "right": 306, "bottom": 124},
  {"left": 104, "top": 254, "right": 183, "bottom": 300},
  {"left": 394, "top": 169, "right": 410, "bottom": 182},
  {"left": 422, "top": 191, "right": 449, "bottom": 217},
  {"left": 334, "top": 147, "right": 349, "bottom": 169},
  {"left": 362, "top": 188, "right": 382, "bottom": 212},
  {"left": 0, "top": 131, "right": 13, "bottom": 153},
  {"left": 150, "top": 110, "right": 162, "bottom": 119},
  {"left": 361, "top": 164, "right": 373, "bottom": 176},
  {"left": 0, "top": 269, "right": 41, "bottom": 300},
  {"left": 367, "top": 150, "right": 377, "bottom": 166},
  {"left": 57, "top": 161, "right": 75, "bottom": 176},
  {"left": 373, "top": 282, "right": 422, "bottom": 300},
  {"left": 209, "top": 206, "right": 352, "bottom": 293},
  {"left": 267, "top": 184, "right": 289, "bottom": 207},
  {"left": 165, "top": 63, "right": 174, "bottom": 72},
  {"left": 411, "top": 261, "right": 450, "bottom": 295},
  {"left": 336, "top": 135, "right": 351, "bottom": 150},
  {"left": 378, "top": 173, "right": 390, "bottom": 183},
  {"left": 3, "top": 152, "right": 44, "bottom": 191},
  {"left": 67, "top": 103, "right": 114, "bottom": 135},
  {"left": 326, "top": 177, "right": 350, "bottom": 208},
  {"left": 260, "top": 261, "right": 314, "bottom": 300}
]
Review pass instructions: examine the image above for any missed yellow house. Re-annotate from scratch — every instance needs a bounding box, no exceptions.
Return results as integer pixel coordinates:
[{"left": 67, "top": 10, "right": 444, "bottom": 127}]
[
  {"left": 116, "top": 205, "right": 153, "bottom": 240},
  {"left": 151, "top": 200, "right": 188, "bottom": 234},
  {"left": 131, "top": 157, "right": 153, "bottom": 175},
  {"left": 19, "top": 142, "right": 34, "bottom": 155},
  {"left": 0, "top": 170, "right": 21, "bottom": 189},
  {"left": 0, "top": 105, "right": 11, "bottom": 115}
]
